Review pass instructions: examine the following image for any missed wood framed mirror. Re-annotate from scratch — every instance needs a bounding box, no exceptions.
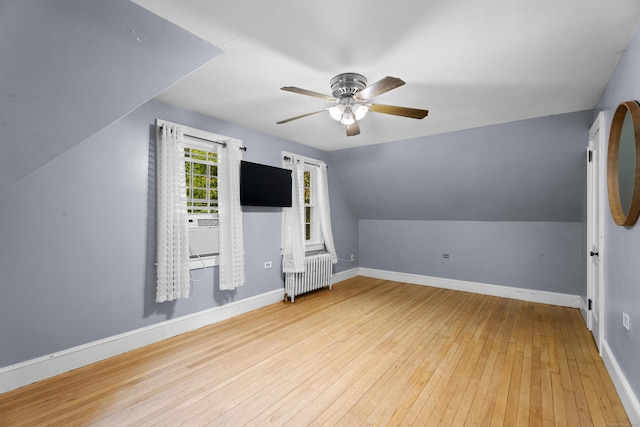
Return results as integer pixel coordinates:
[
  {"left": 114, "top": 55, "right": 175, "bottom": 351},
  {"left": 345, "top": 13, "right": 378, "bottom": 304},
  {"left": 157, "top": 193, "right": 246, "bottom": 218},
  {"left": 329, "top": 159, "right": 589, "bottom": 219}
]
[{"left": 608, "top": 100, "right": 640, "bottom": 226}]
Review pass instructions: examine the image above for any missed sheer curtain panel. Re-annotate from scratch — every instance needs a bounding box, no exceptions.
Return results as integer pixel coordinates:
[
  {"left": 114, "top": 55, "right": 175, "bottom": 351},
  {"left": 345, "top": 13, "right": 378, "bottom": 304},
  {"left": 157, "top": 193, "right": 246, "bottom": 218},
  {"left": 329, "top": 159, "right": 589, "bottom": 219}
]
[
  {"left": 317, "top": 162, "right": 338, "bottom": 264},
  {"left": 156, "top": 124, "right": 191, "bottom": 302},
  {"left": 218, "top": 139, "right": 245, "bottom": 290},
  {"left": 282, "top": 156, "right": 306, "bottom": 272}
]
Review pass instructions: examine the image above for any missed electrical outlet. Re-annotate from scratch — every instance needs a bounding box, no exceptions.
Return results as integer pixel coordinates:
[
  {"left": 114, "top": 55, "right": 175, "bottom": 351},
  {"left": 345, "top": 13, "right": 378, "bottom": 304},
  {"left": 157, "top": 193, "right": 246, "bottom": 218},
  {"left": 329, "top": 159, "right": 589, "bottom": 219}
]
[
  {"left": 350, "top": 254, "right": 355, "bottom": 261},
  {"left": 623, "top": 312, "right": 630, "bottom": 330},
  {"left": 264, "top": 261, "right": 272, "bottom": 269}
]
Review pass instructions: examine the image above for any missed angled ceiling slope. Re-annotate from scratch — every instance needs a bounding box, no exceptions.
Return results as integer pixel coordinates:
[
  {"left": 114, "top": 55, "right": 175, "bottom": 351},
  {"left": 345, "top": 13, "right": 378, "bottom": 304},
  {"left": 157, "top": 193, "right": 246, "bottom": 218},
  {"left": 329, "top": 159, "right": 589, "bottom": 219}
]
[
  {"left": 0, "top": 0, "right": 221, "bottom": 194},
  {"left": 132, "top": 0, "right": 640, "bottom": 151}
]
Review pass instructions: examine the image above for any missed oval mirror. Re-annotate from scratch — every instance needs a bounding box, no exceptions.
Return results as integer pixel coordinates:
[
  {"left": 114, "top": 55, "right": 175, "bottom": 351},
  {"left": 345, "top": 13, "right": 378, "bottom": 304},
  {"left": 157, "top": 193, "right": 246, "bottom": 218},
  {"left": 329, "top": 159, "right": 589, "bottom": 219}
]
[{"left": 608, "top": 100, "right": 640, "bottom": 226}]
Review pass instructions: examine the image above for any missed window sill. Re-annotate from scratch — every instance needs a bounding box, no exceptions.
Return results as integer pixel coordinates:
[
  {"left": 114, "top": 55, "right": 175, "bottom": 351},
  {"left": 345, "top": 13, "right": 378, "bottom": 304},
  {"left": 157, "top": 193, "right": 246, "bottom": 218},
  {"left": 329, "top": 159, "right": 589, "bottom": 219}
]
[
  {"left": 279, "top": 243, "right": 326, "bottom": 256},
  {"left": 190, "top": 255, "right": 219, "bottom": 270},
  {"left": 306, "top": 243, "right": 325, "bottom": 253}
]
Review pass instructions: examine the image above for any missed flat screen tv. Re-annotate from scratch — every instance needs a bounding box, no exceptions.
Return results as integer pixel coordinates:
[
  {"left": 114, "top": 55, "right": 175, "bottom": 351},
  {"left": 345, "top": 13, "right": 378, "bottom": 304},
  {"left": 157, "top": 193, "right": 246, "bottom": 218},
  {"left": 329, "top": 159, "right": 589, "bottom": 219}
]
[{"left": 240, "top": 161, "right": 292, "bottom": 207}]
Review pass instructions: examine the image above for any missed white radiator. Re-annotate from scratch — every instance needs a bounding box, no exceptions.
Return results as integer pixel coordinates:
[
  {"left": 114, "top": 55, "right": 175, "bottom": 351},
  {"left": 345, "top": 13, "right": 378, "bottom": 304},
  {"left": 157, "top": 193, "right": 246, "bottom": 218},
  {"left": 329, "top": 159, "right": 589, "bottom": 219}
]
[{"left": 285, "top": 252, "right": 332, "bottom": 302}]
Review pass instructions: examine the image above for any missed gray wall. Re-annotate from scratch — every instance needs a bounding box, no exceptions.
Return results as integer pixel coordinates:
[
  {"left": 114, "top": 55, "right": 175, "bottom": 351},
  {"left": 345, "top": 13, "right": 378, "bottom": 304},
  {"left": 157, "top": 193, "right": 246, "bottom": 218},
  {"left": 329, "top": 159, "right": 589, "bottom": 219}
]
[
  {"left": 594, "top": 19, "right": 640, "bottom": 401},
  {"left": 0, "top": 99, "right": 358, "bottom": 368},
  {"left": 329, "top": 110, "right": 592, "bottom": 222},
  {"left": 330, "top": 111, "right": 591, "bottom": 297},
  {"left": 360, "top": 220, "right": 582, "bottom": 294}
]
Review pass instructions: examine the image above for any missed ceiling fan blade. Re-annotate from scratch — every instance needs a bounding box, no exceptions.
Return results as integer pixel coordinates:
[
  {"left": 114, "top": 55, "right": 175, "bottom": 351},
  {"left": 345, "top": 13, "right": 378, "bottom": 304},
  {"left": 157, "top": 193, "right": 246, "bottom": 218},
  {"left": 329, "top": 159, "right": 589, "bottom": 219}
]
[
  {"left": 346, "top": 121, "right": 360, "bottom": 136},
  {"left": 276, "top": 109, "right": 326, "bottom": 124},
  {"left": 355, "top": 76, "right": 405, "bottom": 100},
  {"left": 281, "top": 86, "right": 337, "bottom": 102},
  {"left": 369, "top": 103, "right": 429, "bottom": 119}
]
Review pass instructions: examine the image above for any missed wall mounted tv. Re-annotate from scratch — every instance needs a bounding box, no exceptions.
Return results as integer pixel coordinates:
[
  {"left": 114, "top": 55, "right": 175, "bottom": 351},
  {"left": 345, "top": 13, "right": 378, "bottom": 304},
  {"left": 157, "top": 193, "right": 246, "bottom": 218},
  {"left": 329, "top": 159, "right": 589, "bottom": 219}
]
[{"left": 240, "top": 160, "right": 292, "bottom": 207}]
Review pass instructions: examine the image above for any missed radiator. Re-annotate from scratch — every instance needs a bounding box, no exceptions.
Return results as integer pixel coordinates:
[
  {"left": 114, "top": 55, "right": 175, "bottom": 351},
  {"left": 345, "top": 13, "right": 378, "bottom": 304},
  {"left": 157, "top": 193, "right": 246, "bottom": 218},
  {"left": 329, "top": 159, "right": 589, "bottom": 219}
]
[{"left": 284, "top": 252, "right": 332, "bottom": 302}]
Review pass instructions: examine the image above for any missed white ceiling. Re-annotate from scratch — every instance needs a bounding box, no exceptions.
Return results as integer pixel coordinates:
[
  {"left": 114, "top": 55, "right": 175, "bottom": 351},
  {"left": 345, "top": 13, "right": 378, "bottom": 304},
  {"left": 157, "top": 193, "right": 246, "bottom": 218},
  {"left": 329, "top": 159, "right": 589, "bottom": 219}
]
[{"left": 132, "top": 0, "right": 640, "bottom": 151}]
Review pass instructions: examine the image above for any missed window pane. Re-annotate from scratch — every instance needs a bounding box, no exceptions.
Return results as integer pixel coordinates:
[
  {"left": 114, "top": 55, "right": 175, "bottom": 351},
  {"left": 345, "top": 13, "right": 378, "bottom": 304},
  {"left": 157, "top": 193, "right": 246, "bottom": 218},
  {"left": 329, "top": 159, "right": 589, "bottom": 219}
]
[
  {"left": 184, "top": 145, "right": 218, "bottom": 214},
  {"left": 193, "top": 189, "right": 206, "bottom": 199},
  {"left": 191, "top": 149, "right": 207, "bottom": 161},
  {"left": 193, "top": 176, "right": 205, "bottom": 188},
  {"left": 305, "top": 224, "right": 311, "bottom": 241},
  {"left": 304, "top": 171, "right": 311, "bottom": 204},
  {"left": 305, "top": 206, "right": 311, "bottom": 223}
]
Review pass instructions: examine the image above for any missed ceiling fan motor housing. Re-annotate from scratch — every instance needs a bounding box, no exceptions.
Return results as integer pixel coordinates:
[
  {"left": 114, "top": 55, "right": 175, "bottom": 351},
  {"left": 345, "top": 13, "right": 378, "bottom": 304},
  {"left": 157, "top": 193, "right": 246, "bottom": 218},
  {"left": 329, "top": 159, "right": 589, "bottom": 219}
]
[{"left": 330, "top": 73, "right": 367, "bottom": 98}]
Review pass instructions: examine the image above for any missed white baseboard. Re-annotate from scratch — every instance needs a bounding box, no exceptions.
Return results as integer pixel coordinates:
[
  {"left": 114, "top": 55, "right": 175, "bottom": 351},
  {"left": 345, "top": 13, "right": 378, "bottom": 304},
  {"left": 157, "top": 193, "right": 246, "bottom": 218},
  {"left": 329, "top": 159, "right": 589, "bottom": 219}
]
[
  {"left": 578, "top": 295, "right": 589, "bottom": 324},
  {"left": 358, "top": 268, "right": 580, "bottom": 308},
  {"left": 0, "top": 289, "right": 284, "bottom": 394},
  {"left": 602, "top": 340, "right": 640, "bottom": 425},
  {"left": 332, "top": 267, "right": 359, "bottom": 285}
]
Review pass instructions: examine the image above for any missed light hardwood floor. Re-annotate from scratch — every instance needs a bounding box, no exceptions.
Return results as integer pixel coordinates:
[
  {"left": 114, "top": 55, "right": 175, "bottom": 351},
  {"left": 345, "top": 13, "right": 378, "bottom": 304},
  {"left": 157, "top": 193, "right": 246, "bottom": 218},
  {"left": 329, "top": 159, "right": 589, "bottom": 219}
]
[{"left": 0, "top": 277, "right": 630, "bottom": 426}]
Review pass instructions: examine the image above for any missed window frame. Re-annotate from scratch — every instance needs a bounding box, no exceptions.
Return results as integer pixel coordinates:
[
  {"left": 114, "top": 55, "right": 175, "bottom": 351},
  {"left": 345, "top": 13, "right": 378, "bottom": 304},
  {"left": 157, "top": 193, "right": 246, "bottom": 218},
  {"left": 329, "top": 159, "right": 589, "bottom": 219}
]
[
  {"left": 183, "top": 137, "right": 220, "bottom": 269},
  {"left": 184, "top": 139, "right": 219, "bottom": 217},
  {"left": 282, "top": 151, "right": 325, "bottom": 253},
  {"left": 303, "top": 164, "right": 324, "bottom": 251},
  {"left": 157, "top": 119, "right": 239, "bottom": 270}
]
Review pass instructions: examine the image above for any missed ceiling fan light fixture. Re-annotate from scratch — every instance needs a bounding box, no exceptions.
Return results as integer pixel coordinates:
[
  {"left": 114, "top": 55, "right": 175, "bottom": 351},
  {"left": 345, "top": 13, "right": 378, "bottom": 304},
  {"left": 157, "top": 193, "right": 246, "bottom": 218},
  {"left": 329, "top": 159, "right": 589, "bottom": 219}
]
[
  {"left": 340, "top": 108, "right": 356, "bottom": 125},
  {"left": 330, "top": 95, "right": 367, "bottom": 124},
  {"left": 352, "top": 102, "right": 369, "bottom": 120},
  {"left": 328, "top": 104, "right": 345, "bottom": 121}
]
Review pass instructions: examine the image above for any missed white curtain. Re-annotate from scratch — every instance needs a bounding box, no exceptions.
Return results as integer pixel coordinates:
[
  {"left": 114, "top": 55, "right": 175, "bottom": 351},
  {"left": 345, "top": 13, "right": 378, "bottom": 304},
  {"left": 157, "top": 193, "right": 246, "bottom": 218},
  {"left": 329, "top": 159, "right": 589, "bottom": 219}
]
[
  {"left": 156, "top": 124, "right": 191, "bottom": 302},
  {"left": 218, "top": 139, "right": 245, "bottom": 290},
  {"left": 282, "top": 157, "right": 306, "bottom": 272},
  {"left": 317, "top": 162, "right": 338, "bottom": 264}
]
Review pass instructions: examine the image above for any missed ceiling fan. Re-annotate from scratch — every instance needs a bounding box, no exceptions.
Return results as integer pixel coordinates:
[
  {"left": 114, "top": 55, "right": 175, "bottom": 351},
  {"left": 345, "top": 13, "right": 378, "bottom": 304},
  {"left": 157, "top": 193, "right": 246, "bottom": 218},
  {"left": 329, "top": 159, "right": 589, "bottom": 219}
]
[{"left": 276, "top": 73, "right": 429, "bottom": 136}]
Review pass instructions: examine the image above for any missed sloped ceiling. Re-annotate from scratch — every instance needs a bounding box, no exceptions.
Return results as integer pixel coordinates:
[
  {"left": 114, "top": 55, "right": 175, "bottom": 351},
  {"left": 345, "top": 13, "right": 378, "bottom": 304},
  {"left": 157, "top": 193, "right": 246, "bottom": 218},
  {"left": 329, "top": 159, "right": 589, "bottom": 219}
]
[
  {"left": 0, "top": 0, "right": 221, "bottom": 194},
  {"left": 132, "top": 0, "right": 640, "bottom": 151},
  {"left": 329, "top": 110, "right": 593, "bottom": 221}
]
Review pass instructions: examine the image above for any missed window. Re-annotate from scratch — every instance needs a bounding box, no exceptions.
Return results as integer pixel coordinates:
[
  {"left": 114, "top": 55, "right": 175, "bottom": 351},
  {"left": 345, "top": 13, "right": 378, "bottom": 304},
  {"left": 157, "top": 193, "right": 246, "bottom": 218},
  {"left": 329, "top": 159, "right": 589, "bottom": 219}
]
[
  {"left": 156, "top": 118, "right": 245, "bottom": 299},
  {"left": 184, "top": 145, "right": 218, "bottom": 216},
  {"left": 303, "top": 165, "right": 322, "bottom": 248},
  {"left": 283, "top": 152, "right": 325, "bottom": 252},
  {"left": 157, "top": 119, "right": 235, "bottom": 270},
  {"left": 183, "top": 137, "right": 220, "bottom": 269}
]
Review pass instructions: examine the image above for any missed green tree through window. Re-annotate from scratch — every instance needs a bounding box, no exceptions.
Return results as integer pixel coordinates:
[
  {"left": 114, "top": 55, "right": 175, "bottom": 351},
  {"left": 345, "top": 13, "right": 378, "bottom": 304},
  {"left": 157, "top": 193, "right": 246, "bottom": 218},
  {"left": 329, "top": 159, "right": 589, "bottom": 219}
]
[{"left": 185, "top": 148, "right": 218, "bottom": 215}]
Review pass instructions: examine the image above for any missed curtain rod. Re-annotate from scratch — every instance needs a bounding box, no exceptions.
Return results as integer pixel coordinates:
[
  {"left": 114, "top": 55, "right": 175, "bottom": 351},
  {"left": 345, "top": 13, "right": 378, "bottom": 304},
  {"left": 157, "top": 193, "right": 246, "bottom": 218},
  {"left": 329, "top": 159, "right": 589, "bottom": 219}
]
[
  {"left": 160, "top": 125, "right": 247, "bottom": 151},
  {"left": 283, "top": 156, "right": 326, "bottom": 168}
]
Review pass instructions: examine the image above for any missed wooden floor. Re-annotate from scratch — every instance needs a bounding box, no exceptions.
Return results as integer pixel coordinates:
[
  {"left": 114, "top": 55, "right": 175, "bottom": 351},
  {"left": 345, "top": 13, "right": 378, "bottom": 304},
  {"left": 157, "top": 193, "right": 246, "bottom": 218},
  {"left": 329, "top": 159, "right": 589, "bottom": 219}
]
[{"left": 0, "top": 277, "right": 630, "bottom": 426}]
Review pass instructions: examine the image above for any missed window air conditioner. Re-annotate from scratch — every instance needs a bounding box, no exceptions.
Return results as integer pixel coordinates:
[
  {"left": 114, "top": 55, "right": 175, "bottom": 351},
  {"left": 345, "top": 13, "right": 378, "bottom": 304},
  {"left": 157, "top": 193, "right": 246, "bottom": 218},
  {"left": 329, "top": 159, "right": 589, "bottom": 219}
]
[{"left": 188, "top": 215, "right": 219, "bottom": 258}]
